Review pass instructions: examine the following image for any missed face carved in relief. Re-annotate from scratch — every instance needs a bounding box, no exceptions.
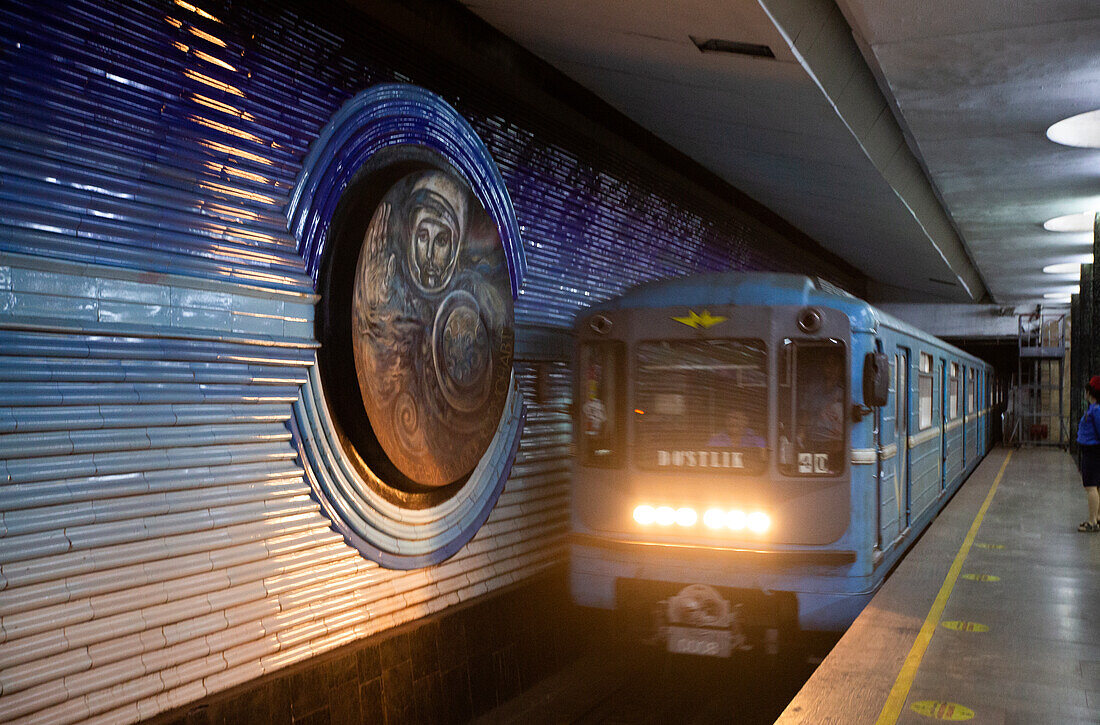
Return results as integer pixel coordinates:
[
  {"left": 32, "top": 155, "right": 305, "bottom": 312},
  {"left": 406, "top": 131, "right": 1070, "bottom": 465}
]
[{"left": 350, "top": 167, "right": 514, "bottom": 488}]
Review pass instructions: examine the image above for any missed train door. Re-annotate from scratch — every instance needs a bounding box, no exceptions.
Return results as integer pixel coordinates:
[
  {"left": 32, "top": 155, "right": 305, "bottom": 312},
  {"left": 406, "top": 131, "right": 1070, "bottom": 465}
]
[
  {"left": 963, "top": 365, "right": 972, "bottom": 468},
  {"left": 977, "top": 371, "right": 984, "bottom": 452},
  {"left": 939, "top": 358, "right": 947, "bottom": 492},
  {"left": 895, "top": 348, "right": 911, "bottom": 531}
]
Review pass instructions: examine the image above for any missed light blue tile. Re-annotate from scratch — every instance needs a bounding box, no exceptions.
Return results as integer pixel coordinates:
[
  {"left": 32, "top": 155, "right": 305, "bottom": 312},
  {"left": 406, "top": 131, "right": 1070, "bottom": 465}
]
[
  {"left": 232, "top": 295, "right": 282, "bottom": 316},
  {"left": 98, "top": 301, "right": 171, "bottom": 327},
  {"left": 171, "top": 287, "right": 235, "bottom": 311},
  {"left": 285, "top": 301, "right": 314, "bottom": 322},
  {"left": 11, "top": 268, "right": 97, "bottom": 298},
  {"left": 172, "top": 306, "right": 233, "bottom": 331},
  {"left": 230, "top": 311, "right": 283, "bottom": 335},
  {"left": 282, "top": 319, "right": 316, "bottom": 339},
  {"left": 0, "top": 291, "right": 12, "bottom": 313},
  {"left": 97, "top": 277, "right": 172, "bottom": 305},
  {"left": 10, "top": 292, "right": 98, "bottom": 320},
  {"left": 0, "top": 266, "right": 11, "bottom": 290}
]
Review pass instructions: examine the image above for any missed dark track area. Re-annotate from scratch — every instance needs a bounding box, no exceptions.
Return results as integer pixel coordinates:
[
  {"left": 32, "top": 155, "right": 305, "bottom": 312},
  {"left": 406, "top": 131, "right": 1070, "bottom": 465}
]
[{"left": 475, "top": 627, "right": 838, "bottom": 725}]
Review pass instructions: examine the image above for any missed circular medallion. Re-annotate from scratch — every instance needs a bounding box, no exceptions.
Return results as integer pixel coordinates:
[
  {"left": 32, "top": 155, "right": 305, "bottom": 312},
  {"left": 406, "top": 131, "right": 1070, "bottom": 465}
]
[
  {"left": 289, "top": 83, "right": 526, "bottom": 569},
  {"left": 350, "top": 168, "right": 513, "bottom": 488}
]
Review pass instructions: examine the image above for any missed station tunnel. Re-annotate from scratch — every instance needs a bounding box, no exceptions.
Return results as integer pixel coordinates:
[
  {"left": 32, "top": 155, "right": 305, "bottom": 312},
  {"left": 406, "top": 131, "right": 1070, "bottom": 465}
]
[{"left": 0, "top": 1, "right": 1097, "bottom": 723}]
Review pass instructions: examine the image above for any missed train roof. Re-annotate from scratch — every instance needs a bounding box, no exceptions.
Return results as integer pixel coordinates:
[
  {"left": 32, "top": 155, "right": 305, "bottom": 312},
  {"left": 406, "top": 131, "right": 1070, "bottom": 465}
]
[{"left": 582, "top": 272, "right": 988, "bottom": 367}]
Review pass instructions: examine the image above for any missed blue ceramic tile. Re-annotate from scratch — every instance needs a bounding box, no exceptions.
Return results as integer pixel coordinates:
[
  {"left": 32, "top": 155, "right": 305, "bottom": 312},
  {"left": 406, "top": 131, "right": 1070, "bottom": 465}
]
[
  {"left": 11, "top": 267, "right": 97, "bottom": 298},
  {"left": 9, "top": 291, "right": 98, "bottom": 320},
  {"left": 97, "top": 301, "right": 171, "bottom": 326},
  {"left": 171, "top": 305, "right": 233, "bottom": 331},
  {"left": 96, "top": 277, "right": 172, "bottom": 305}
]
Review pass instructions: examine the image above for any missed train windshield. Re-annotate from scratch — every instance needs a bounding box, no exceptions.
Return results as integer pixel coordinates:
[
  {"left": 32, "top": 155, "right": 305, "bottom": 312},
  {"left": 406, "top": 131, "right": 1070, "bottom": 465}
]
[
  {"left": 778, "top": 340, "right": 846, "bottom": 476},
  {"left": 634, "top": 339, "right": 768, "bottom": 474}
]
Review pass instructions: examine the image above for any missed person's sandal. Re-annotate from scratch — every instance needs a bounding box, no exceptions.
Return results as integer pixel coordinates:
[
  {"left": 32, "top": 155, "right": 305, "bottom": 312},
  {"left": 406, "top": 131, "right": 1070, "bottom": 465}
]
[{"left": 1077, "top": 521, "right": 1099, "bottom": 532}]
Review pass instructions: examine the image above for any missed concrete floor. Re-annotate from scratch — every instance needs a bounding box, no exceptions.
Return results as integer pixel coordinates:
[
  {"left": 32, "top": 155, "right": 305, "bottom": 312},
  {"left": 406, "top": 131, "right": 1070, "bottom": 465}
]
[{"left": 779, "top": 447, "right": 1100, "bottom": 725}]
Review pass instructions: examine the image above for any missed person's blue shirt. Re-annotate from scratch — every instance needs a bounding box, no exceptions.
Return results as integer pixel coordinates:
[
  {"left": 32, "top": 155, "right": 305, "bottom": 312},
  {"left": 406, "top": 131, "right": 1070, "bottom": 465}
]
[{"left": 1077, "top": 403, "right": 1100, "bottom": 445}]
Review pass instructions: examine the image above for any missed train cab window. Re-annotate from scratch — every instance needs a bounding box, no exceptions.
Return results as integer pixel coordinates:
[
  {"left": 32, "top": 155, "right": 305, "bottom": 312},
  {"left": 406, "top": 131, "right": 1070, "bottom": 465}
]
[
  {"left": 634, "top": 339, "right": 767, "bottom": 474},
  {"left": 967, "top": 368, "right": 975, "bottom": 414},
  {"left": 578, "top": 341, "right": 624, "bottom": 466},
  {"left": 918, "top": 353, "right": 933, "bottom": 430},
  {"left": 949, "top": 362, "right": 960, "bottom": 418},
  {"left": 778, "top": 340, "right": 846, "bottom": 476}
]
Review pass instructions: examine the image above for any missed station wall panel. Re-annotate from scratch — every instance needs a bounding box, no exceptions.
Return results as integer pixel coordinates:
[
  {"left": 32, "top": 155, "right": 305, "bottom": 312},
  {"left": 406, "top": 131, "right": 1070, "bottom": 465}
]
[{"left": 0, "top": 0, "right": 863, "bottom": 722}]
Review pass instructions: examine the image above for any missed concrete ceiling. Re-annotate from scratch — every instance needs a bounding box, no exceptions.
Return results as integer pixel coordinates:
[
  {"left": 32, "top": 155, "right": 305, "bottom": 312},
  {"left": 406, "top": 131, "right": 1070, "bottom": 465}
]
[{"left": 461, "top": 0, "right": 1100, "bottom": 305}]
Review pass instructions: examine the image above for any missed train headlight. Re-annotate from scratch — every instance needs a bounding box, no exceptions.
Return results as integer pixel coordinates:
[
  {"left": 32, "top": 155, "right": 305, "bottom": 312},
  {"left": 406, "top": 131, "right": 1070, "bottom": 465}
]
[
  {"left": 675, "top": 507, "right": 698, "bottom": 527},
  {"left": 747, "top": 511, "right": 771, "bottom": 533},
  {"left": 633, "top": 504, "right": 770, "bottom": 534},
  {"left": 703, "top": 508, "right": 726, "bottom": 529}
]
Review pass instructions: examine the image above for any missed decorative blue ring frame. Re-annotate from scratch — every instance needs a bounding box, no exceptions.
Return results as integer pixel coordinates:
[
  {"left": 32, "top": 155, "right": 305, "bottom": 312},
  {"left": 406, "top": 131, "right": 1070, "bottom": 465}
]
[
  {"left": 288, "top": 83, "right": 526, "bottom": 295},
  {"left": 286, "top": 84, "right": 527, "bottom": 569}
]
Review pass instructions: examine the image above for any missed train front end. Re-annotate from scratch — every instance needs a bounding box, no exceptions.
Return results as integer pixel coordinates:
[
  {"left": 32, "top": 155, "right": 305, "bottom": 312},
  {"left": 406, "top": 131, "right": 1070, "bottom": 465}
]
[{"left": 570, "top": 292, "right": 874, "bottom": 655}]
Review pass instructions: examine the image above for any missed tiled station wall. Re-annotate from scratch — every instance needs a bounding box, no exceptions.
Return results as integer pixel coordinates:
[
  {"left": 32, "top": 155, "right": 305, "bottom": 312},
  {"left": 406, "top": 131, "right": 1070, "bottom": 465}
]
[{"left": 0, "top": 0, "right": 863, "bottom": 723}]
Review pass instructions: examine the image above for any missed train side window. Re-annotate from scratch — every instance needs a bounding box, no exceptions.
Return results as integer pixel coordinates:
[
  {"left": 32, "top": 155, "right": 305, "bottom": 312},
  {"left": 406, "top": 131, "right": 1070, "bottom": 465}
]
[
  {"left": 578, "top": 341, "right": 624, "bottom": 466},
  {"left": 918, "top": 353, "right": 933, "bottom": 430},
  {"left": 967, "top": 368, "right": 975, "bottom": 414},
  {"left": 779, "top": 339, "right": 846, "bottom": 476},
  {"left": 949, "top": 362, "right": 960, "bottom": 419}
]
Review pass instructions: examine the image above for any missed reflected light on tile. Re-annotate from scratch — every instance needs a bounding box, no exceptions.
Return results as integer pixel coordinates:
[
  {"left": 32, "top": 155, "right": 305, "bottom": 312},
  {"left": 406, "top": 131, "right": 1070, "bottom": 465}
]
[
  {"left": 191, "top": 94, "right": 254, "bottom": 120},
  {"left": 194, "top": 50, "right": 237, "bottom": 72},
  {"left": 183, "top": 69, "right": 244, "bottom": 97},
  {"left": 173, "top": 0, "right": 222, "bottom": 24},
  {"left": 190, "top": 115, "right": 262, "bottom": 143},
  {"left": 199, "top": 181, "right": 278, "bottom": 205},
  {"left": 188, "top": 26, "right": 228, "bottom": 48},
  {"left": 197, "top": 140, "right": 273, "bottom": 166}
]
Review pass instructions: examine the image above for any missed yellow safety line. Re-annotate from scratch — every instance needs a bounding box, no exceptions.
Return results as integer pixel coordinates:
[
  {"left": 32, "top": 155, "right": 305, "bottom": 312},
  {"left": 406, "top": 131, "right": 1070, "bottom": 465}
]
[{"left": 875, "top": 449, "right": 1014, "bottom": 725}]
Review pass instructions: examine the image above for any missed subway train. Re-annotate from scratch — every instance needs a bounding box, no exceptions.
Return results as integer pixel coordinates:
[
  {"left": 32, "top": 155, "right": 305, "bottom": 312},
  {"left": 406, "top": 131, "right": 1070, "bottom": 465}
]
[{"left": 569, "top": 272, "right": 993, "bottom": 656}]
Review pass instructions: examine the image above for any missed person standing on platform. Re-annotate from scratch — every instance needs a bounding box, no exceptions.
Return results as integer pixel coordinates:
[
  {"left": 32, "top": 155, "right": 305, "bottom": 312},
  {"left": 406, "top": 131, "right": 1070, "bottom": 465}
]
[{"left": 1075, "top": 375, "right": 1100, "bottom": 532}]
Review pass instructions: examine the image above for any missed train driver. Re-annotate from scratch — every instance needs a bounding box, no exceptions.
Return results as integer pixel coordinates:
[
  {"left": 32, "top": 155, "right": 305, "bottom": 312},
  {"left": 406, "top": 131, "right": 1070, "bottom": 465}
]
[{"left": 708, "top": 408, "right": 766, "bottom": 450}]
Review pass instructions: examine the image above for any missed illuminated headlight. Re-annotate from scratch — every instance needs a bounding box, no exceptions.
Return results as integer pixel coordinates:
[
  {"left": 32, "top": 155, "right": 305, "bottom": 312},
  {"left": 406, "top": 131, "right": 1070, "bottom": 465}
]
[
  {"left": 703, "top": 508, "right": 726, "bottom": 529},
  {"left": 747, "top": 511, "right": 771, "bottom": 533},
  {"left": 634, "top": 504, "right": 770, "bottom": 534},
  {"left": 675, "top": 507, "right": 697, "bottom": 527},
  {"left": 655, "top": 506, "right": 677, "bottom": 526}
]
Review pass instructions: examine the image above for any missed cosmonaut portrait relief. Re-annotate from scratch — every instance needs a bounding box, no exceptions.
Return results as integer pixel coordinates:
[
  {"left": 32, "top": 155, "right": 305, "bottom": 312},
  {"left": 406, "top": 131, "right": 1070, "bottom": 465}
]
[{"left": 351, "top": 168, "right": 514, "bottom": 487}]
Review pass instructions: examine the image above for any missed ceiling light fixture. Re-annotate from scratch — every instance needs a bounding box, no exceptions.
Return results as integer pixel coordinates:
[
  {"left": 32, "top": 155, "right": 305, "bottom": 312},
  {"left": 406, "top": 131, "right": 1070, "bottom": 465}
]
[
  {"left": 1043, "top": 211, "right": 1097, "bottom": 233},
  {"left": 1043, "top": 293, "right": 1073, "bottom": 303},
  {"left": 1047, "top": 109, "right": 1100, "bottom": 148},
  {"left": 1043, "top": 258, "right": 1092, "bottom": 275}
]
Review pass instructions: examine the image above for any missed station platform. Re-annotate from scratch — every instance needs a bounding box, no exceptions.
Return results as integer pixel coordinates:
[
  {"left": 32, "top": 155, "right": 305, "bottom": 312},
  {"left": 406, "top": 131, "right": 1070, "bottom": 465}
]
[{"left": 778, "top": 447, "right": 1100, "bottom": 724}]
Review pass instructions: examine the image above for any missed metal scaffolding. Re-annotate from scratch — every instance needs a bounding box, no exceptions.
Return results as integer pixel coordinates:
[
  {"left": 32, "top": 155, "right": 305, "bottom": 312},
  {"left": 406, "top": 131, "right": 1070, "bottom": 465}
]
[{"left": 1009, "top": 310, "right": 1068, "bottom": 446}]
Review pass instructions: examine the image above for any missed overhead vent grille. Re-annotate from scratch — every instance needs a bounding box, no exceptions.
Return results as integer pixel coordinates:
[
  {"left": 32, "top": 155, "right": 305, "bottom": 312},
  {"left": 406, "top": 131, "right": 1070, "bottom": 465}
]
[{"left": 690, "top": 36, "right": 775, "bottom": 59}]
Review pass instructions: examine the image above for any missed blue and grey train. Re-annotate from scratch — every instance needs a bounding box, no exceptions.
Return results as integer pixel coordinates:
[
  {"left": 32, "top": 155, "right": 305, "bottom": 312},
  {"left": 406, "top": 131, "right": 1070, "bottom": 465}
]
[{"left": 570, "top": 273, "right": 993, "bottom": 656}]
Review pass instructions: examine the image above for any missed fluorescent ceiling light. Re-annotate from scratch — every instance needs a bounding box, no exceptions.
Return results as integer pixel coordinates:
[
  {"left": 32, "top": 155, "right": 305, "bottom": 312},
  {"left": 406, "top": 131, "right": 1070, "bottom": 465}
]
[
  {"left": 1043, "top": 257, "right": 1093, "bottom": 275},
  {"left": 1047, "top": 109, "right": 1100, "bottom": 148},
  {"left": 1043, "top": 211, "right": 1096, "bottom": 233}
]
